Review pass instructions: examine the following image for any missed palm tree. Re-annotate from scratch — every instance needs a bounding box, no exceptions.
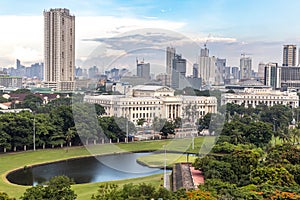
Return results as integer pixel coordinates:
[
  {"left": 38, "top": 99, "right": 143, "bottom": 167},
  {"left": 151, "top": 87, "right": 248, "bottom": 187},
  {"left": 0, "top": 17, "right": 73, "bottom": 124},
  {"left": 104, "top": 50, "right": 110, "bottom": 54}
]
[
  {"left": 289, "top": 128, "right": 300, "bottom": 145},
  {"left": 278, "top": 128, "right": 292, "bottom": 144},
  {"left": 65, "top": 127, "right": 76, "bottom": 152},
  {"left": 231, "top": 129, "right": 244, "bottom": 145}
]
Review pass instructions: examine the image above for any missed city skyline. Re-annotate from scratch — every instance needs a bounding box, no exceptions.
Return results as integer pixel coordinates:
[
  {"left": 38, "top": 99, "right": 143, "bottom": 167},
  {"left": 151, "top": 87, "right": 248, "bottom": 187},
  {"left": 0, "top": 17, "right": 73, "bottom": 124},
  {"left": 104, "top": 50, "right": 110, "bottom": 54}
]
[{"left": 1, "top": 0, "right": 300, "bottom": 71}]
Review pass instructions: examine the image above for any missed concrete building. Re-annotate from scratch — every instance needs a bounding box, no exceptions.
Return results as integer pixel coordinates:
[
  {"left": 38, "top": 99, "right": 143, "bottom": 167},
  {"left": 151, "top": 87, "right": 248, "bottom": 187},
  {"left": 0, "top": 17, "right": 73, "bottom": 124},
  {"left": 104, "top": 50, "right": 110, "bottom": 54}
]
[
  {"left": 137, "top": 59, "right": 150, "bottom": 80},
  {"left": 264, "top": 63, "right": 281, "bottom": 90},
  {"left": 280, "top": 66, "right": 300, "bottom": 89},
  {"left": 84, "top": 85, "right": 217, "bottom": 126},
  {"left": 198, "top": 47, "right": 216, "bottom": 86},
  {"left": 215, "top": 58, "right": 226, "bottom": 85},
  {"left": 156, "top": 73, "right": 169, "bottom": 86},
  {"left": 221, "top": 87, "right": 298, "bottom": 108},
  {"left": 240, "top": 55, "right": 252, "bottom": 80},
  {"left": 166, "top": 47, "right": 176, "bottom": 86},
  {"left": 171, "top": 54, "right": 186, "bottom": 89},
  {"left": 88, "top": 66, "right": 99, "bottom": 79},
  {"left": 0, "top": 76, "right": 22, "bottom": 88},
  {"left": 283, "top": 45, "right": 296, "bottom": 66},
  {"left": 257, "top": 62, "right": 265, "bottom": 82},
  {"left": 43, "top": 8, "right": 75, "bottom": 91}
]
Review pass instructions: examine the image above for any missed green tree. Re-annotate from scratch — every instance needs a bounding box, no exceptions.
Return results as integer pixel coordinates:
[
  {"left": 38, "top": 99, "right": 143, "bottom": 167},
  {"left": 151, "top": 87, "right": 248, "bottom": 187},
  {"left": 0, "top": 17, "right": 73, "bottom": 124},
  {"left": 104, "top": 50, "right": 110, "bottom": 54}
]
[
  {"left": 21, "top": 185, "right": 45, "bottom": 200},
  {"left": 91, "top": 183, "right": 122, "bottom": 200},
  {"left": 160, "top": 120, "right": 175, "bottom": 137},
  {"left": 250, "top": 167, "right": 296, "bottom": 187},
  {"left": 94, "top": 104, "right": 105, "bottom": 116},
  {"left": 10, "top": 89, "right": 31, "bottom": 94},
  {"left": 137, "top": 118, "right": 146, "bottom": 127},
  {"left": 22, "top": 94, "right": 43, "bottom": 112},
  {"left": 65, "top": 127, "right": 76, "bottom": 151},
  {"left": 244, "top": 121, "right": 273, "bottom": 148},
  {"left": 152, "top": 117, "right": 166, "bottom": 132},
  {"left": 45, "top": 176, "right": 77, "bottom": 200},
  {"left": 0, "top": 192, "right": 15, "bottom": 200},
  {"left": 21, "top": 176, "right": 76, "bottom": 200},
  {"left": 227, "top": 148, "right": 261, "bottom": 186},
  {"left": 260, "top": 104, "right": 292, "bottom": 133},
  {"left": 197, "top": 113, "right": 211, "bottom": 132},
  {"left": 289, "top": 127, "right": 300, "bottom": 145},
  {"left": 0, "top": 126, "right": 11, "bottom": 152}
]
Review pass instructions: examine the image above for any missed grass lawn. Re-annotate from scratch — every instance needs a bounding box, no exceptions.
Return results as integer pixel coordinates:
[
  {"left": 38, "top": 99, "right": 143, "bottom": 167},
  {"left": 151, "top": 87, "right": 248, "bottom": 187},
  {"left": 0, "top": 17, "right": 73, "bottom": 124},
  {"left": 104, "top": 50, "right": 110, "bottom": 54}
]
[
  {"left": 136, "top": 153, "right": 197, "bottom": 168},
  {"left": 0, "top": 136, "right": 216, "bottom": 199}
]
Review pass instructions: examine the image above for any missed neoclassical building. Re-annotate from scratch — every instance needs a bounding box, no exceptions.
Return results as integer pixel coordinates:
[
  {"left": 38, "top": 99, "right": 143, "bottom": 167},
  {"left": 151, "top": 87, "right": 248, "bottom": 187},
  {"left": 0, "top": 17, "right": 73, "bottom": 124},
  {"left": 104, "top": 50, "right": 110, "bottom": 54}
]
[
  {"left": 84, "top": 85, "right": 217, "bottom": 125},
  {"left": 221, "top": 87, "right": 299, "bottom": 108}
]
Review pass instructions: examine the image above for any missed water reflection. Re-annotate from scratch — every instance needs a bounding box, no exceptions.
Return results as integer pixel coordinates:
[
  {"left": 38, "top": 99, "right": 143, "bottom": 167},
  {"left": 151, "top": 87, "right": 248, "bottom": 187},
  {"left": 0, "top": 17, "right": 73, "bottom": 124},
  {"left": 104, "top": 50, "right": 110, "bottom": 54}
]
[{"left": 7, "top": 152, "right": 165, "bottom": 186}]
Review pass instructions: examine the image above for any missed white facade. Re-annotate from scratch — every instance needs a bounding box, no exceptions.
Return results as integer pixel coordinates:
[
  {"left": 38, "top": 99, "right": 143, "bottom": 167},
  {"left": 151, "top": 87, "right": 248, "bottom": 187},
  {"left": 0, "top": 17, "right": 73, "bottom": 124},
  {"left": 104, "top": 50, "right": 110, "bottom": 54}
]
[
  {"left": 198, "top": 54, "right": 216, "bottom": 86},
  {"left": 44, "top": 8, "right": 75, "bottom": 91},
  {"left": 84, "top": 85, "right": 217, "bottom": 125},
  {"left": 240, "top": 56, "right": 252, "bottom": 80},
  {"left": 283, "top": 45, "right": 296, "bottom": 66},
  {"left": 221, "top": 88, "right": 299, "bottom": 108}
]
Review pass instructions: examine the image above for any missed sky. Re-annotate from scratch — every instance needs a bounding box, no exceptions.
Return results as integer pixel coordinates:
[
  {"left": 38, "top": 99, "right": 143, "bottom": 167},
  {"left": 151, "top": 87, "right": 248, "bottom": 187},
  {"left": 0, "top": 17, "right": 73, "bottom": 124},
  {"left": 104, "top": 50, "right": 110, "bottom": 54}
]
[{"left": 1, "top": 0, "right": 300, "bottom": 74}]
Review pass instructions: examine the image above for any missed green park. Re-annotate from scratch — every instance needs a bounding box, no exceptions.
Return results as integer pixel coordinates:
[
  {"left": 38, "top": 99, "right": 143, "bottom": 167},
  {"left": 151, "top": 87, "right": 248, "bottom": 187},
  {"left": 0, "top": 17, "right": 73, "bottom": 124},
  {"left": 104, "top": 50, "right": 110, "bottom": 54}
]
[
  {"left": 2, "top": 93, "right": 300, "bottom": 199},
  {"left": 0, "top": 137, "right": 207, "bottom": 199}
]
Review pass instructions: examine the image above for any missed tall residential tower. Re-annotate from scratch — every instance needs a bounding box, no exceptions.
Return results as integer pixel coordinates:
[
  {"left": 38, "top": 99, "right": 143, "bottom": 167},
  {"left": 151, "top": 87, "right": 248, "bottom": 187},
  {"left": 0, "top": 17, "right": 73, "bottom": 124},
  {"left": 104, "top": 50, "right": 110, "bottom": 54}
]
[
  {"left": 240, "top": 55, "right": 252, "bottom": 80},
  {"left": 283, "top": 45, "right": 296, "bottom": 66},
  {"left": 166, "top": 47, "right": 176, "bottom": 86},
  {"left": 44, "top": 8, "right": 75, "bottom": 91}
]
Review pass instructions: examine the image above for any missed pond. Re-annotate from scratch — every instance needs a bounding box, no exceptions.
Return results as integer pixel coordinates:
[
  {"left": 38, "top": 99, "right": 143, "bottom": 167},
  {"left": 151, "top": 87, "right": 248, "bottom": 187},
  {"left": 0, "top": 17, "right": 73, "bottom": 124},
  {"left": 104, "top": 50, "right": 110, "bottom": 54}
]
[{"left": 6, "top": 152, "right": 166, "bottom": 186}]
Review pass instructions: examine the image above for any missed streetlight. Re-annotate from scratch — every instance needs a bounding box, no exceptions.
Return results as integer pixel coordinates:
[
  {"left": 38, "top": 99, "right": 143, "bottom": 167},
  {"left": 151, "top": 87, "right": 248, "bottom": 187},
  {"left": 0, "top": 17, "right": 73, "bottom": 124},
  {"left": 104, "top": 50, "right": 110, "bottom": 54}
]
[
  {"left": 192, "top": 132, "right": 195, "bottom": 150},
  {"left": 126, "top": 115, "right": 129, "bottom": 143},
  {"left": 163, "top": 144, "right": 167, "bottom": 188},
  {"left": 33, "top": 112, "right": 36, "bottom": 151}
]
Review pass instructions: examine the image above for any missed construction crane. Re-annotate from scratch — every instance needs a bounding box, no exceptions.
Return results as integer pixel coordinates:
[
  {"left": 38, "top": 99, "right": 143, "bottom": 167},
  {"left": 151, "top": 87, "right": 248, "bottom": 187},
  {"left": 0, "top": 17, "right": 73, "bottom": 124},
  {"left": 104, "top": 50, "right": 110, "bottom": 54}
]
[
  {"left": 241, "top": 52, "right": 253, "bottom": 57},
  {"left": 204, "top": 33, "right": 211, "bottom": 48}
]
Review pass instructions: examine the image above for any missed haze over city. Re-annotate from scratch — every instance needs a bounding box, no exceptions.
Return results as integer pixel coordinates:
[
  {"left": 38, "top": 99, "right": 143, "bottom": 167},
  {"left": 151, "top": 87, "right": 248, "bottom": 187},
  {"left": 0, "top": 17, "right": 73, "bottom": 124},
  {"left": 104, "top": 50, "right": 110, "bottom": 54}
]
[{"left": 1, "top": 0, "right": 300, "bottom": 71}]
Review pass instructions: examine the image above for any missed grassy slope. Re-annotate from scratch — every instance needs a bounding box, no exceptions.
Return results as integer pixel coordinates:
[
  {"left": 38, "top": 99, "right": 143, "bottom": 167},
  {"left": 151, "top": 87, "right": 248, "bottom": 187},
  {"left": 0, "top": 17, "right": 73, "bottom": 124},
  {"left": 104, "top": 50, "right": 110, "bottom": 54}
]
[{"left": 0, "top": 136, "right": 216, "bottom": 199}]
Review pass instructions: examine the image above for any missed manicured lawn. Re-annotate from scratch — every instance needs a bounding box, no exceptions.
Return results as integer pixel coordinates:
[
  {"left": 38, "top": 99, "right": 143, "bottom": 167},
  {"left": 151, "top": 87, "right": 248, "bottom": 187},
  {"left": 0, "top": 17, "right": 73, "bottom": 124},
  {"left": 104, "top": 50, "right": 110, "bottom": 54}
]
[
  {"left": 0, "top": 136, "right": 215, "bottom": 199},
  {"left": 73, "top": 174, "right": 165, "bottom": 200},
  {"left": 137, "top": 153, "right": 197, "bottom": 168}
]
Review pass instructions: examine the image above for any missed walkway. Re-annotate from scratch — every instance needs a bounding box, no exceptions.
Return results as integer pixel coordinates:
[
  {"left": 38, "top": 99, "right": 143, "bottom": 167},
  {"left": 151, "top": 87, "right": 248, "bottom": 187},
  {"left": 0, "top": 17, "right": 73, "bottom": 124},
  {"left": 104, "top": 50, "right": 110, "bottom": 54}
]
[{"left": 190, "top": 166, "right": 204, "bottom": 188}]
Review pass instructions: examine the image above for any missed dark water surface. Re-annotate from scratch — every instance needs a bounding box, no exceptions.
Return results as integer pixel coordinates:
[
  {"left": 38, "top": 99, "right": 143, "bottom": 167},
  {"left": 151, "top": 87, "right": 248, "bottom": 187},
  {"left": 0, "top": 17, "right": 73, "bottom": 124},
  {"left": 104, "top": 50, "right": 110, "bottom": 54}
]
[{"left": 6, "top": 152, "right": 164, "bottom": 186}]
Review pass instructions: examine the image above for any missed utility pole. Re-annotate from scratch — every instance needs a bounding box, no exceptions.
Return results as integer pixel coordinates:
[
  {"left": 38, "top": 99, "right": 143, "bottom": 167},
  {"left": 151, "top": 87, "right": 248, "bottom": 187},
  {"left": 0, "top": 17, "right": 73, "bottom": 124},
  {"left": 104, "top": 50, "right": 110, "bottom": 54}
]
[
  {"left": 163, "top": 144, "right": 167, "bottom": 188},
  {"left": 33, "top": 113, "right": 36, "bottom": 151},
  {"left": 126, "top": 115, "right": 129, "bottom": 143}
]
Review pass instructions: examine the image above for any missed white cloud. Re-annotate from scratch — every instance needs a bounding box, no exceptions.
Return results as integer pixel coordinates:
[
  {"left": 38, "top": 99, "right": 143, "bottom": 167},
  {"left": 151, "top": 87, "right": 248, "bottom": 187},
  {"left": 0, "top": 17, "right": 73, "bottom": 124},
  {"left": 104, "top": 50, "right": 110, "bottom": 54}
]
[
  {"left": 0, "top": 15, "right": 186, "bottom": 67},
  {"left": 13, "top": 47, "right": 42, "bottom": 64}
]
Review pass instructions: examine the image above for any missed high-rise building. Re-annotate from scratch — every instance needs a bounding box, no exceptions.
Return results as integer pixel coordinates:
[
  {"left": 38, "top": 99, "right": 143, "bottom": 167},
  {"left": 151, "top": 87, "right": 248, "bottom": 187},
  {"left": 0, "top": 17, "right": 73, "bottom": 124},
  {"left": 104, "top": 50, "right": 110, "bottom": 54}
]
[
  {"left": 88, "top": 66, "right": 99, "bottom": 79},
  {"left": 192, "top": 64, "right": 198, "bottom": 78},
  {"left": 171, "top": 54, "right": 186, "bottom": 89},
  {"left": 44, "top": 8, "right": 75, "bottom": 91},
  {"left": 198, "top": 46, "right": 216, "bottom": 86},
  {"left": 16, "top": 59, "right": 21, "bottom": 69},
  {"left": 264, "top": 63, "right": 281, "bottom": 89},
  {"left": 231, "top": 66, "right": 240, "bottom": 80},
  {"left": 281, "top": 66, "right": 300, "bottom": 88},
  {"left": 240, "top": 55, "right": 252, "bottom": 80},
  {"left": 257, "top": 62, "right": 265, "bottom": 82},
  {"left": 283, "top": 45, "right": 296, "bottom": 66},
  {"left": 137, "top": 59, "right": 150, "bottom": 80},
  {"left": 166, "top": 47, "right": 176, "bottom": 86},
  {"left": 298, "top": 48, "right": 300, "bottom": 66},
  {"left": 215, "top": 58, "right": 226, "bottom": 85}
]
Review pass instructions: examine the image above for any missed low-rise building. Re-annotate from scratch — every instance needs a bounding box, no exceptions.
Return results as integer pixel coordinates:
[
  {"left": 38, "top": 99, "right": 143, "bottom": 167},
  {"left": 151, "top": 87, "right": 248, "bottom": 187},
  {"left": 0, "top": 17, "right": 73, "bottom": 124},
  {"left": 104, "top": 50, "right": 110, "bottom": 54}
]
[
  {"left": 84, "top": 85, "right": 217, "bottom": 125},
  {"left": 0, "top": 76, "right": 22, "bottom": 88},
  {"left": 221, "top": 87, "right": 299, "bottom": 108}
]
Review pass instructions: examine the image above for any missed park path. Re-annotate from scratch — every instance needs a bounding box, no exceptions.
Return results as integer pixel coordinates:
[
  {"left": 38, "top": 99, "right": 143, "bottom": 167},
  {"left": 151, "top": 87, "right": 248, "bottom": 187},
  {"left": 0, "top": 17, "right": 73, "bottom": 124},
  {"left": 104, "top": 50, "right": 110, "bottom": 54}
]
[{"left": 190, "top": 166, "right": 204, "bottom": 188}]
